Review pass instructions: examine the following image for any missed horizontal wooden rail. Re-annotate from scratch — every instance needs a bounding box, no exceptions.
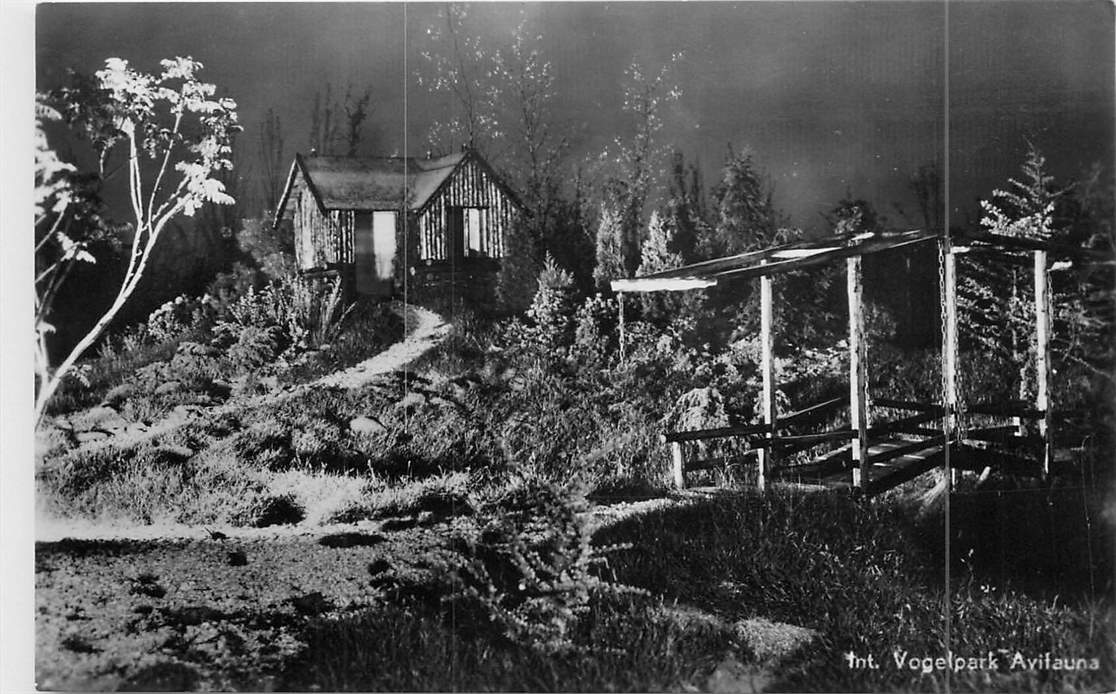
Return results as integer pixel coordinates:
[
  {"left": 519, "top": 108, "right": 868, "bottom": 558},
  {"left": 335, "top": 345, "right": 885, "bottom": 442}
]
[
  {"left": 662, "top": 422, "right": 769, "bottom": 444},
  {"left": 867, "top": 411, "right": 941, "bottom": 437},
  {"left": 666, "top": 398, "right": 847, "bottom": 447},
  {"left": 776, "top": 429, "right": 856, "bottom": 456},
  {"left": 774, "top": 430, "right": 857, "bottom": 445},
  {"left": 866, "top": 437, "right": 946, "bottom": 466},
  {"left": 966, "top": 401, "right": 1045, "bottom": 420},
  {"left": 873, "top": 398, "right": 946, "bottom": 415},
  {"left": 902, "top": 427, "right": 948, "bottom": 438},
  {"left": 779, "top": 397, "right": 846, "bottom": 428}
]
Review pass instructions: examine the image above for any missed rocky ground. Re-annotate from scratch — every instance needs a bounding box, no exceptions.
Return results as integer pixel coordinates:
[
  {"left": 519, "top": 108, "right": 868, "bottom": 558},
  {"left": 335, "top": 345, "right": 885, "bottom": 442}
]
[{"left": 38, "top": 303, "right": 448, "bottom": 458}]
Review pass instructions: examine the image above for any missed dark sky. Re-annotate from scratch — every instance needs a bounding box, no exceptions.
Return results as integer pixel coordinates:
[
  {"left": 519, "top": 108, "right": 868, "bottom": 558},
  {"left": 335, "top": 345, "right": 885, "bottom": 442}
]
[{"left": 35, "top": 1, "right": 1114, "bottom": 232}]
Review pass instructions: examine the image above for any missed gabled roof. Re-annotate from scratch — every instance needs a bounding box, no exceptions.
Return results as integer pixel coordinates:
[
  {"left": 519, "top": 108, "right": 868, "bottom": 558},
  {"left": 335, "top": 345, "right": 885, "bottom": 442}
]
[{"left": 275, "top": 151, "right": 468, "bottom": 219}]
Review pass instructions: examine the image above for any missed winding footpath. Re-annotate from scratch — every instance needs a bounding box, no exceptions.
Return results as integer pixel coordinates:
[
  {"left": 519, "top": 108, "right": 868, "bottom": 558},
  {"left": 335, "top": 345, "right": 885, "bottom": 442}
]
[{"left": 311, "top": 302, "right": 450, "bottom": 389}]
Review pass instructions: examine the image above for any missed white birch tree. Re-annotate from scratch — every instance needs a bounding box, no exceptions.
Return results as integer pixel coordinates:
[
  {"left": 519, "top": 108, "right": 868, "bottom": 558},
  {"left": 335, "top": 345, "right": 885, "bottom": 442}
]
[{"left": 35, "top": 57, "right": 239, "bottom": 423}]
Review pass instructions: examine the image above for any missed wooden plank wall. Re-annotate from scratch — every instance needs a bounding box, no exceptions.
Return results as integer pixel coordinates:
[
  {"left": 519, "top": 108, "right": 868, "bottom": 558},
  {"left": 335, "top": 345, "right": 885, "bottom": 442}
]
[
  {"left": 292, "top": 174, "right": 352, "bottom": 270},
  {"left": 329, "top": 210, "right": 354, "bottom": 265},
  {"left": 416, "top": 158, "right": 516, "bottom": 261}
]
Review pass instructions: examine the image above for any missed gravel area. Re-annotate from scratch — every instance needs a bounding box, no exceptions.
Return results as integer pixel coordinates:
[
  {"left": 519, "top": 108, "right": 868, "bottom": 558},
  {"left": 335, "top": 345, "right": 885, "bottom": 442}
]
[{"left": 35, "top": 523, "right": 450, "bottom": 691}]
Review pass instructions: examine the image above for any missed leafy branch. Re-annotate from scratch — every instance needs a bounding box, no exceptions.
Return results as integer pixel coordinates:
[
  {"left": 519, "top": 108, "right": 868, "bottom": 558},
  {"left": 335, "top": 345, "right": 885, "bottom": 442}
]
[{"left": 35, "top": 56, "right": 239, "bottom": 424}]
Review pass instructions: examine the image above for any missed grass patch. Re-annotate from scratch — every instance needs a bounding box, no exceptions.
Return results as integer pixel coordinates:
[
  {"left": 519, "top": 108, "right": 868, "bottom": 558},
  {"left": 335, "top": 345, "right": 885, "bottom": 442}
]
[
  {"left": 595, "top": 489, "right": 1114, "bottom": 692},
  {"left": 327, "top": 471, "right": 475, "bottom": 523},
  {"left": 45, "top": 336, "right": 182, "bottom": 416},
  {"left": 282, "top": 595, "right": 736, "bottom": 692}
]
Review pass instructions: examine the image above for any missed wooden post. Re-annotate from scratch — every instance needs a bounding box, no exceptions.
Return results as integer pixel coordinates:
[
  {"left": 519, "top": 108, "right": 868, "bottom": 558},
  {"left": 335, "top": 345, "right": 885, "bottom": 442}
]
[
  {"left": 1034, "top": 250, "right": 1052, "bottom": 478},
  {"left": 847, "top": 256, "right": 869, "bottom": 493},
  {"left": 758, "top": 269, "right": 776, "bottom": 492},
  {"left": 671, "top": 441, "right": 685, "bottom": 489},
  {"left": 618, "top": 292, "right": 626, "bottom": 362},
  {"left": 943, "top": 244, "right": 958, "bottom": 486}
]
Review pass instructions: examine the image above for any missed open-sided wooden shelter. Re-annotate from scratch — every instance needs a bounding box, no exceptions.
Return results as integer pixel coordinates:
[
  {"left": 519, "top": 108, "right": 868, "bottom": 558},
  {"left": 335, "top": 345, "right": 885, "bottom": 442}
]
[
  {"left": 611, "top": 229, "right": 1095, "bottom": 496},
  {"left": 275, "top": 147, "right": 523, "bottom": 302}
]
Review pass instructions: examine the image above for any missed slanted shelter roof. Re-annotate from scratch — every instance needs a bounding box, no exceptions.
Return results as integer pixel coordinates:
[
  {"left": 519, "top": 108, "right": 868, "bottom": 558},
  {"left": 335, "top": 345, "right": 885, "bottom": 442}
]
[{"left": 611, "top": 229, "right": 940, "bottom": 294}]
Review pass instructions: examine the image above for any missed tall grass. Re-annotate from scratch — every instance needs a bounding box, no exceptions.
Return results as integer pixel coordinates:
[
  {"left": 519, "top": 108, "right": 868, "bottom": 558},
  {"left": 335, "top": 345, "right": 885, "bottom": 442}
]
[
  {"left": 282, "top": 595, "right": 736, "bottom": 692},
  {"left": 44, "top": 336, "right": 182, "bottom": 416},
  {"left": 596, "top": 489, "right": 1114, "bottom": 693}
]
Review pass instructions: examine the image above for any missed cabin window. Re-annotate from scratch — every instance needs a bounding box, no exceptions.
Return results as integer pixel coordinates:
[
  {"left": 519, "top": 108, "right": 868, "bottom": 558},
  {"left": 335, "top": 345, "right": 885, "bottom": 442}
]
[
  {"left": 465, "top": 208, "right": 484, "bottom": 256},
  {"left": 448, "top": 207, "right": 486, "bottom": 258}
]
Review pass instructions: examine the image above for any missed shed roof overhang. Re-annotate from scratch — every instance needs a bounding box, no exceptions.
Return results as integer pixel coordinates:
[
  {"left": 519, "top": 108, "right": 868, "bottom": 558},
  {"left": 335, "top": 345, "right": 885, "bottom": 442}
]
[
  {"left": 951, "top": 230, "right": 1112, "bottom": 264},
  {"left": 611, "top": 229, "right": 940, "bottom": 294}
]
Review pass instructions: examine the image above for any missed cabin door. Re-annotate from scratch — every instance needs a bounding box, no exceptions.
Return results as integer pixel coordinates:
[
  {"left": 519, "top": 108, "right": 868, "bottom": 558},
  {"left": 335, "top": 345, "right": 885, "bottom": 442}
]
[{"left": 354, "top": 211, "right": 397, "bottom": 296}]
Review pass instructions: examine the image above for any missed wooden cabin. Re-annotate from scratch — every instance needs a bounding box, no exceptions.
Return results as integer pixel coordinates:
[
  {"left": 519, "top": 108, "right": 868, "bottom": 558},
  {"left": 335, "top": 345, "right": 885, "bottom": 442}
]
[{"left": 275, "top": 147, "right": 523, "bottom": 302}]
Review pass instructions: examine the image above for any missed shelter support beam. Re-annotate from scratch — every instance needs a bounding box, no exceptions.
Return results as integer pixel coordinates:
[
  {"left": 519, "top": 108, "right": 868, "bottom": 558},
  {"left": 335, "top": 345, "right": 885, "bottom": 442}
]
[
  {"left": 1034, "top": 250, "right": 1052, "bottom": 478},
  {"left": 671, "top": 442, "right": 685, "bottom": 489},
  {"left": 758, "top": 270, "right": 776, "bottom": 492},
  {"left": 942, "top": 243, "right": 958, "bottom": 486},
  {"left": 618, "top": 292, "right": 626, "bottom": 362},
  {"left": 847, "top": 257, "right": 869, "bottom": 492}
]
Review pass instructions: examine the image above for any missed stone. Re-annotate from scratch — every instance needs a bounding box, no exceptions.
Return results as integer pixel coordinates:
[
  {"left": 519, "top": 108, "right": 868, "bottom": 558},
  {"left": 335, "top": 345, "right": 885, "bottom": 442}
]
[
  {"left": 733, "top": 617, "right": 818, "bottom": 664},
  {"left": 155, "top": 445, "right": 195, "bottom": 461},
  {"left": 393, "top": 392, "right": 426, "bottom": 412},
  {"left": 154, "top": 381, "right": 182, "bottom": 396},
  {"left": 349, "top": 416, "right": 386, "bottom": 436},
  {"left": 122, "top": 422, "right": 149, "bottom": 438},
  {"left": 102, "top": 383, "right": 135, "bottom": 408},
  {"left": 166, "top": 405, "right": 199, "bottom": 425},
  {"left": 706, "top": 656, "right": 769, "bottom": 694},
  {"left": 70, "top": 405, "right": 129, "bottom": 433},
  {"left": 75, "top": 431, "right": 110, "bottom": 443}
]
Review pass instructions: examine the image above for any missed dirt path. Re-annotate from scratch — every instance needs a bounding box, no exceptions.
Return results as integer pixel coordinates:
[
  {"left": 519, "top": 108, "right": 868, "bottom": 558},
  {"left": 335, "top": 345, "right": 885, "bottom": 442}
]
[{"left": 311, "top": 302, "right": 450, "bottom": 389}]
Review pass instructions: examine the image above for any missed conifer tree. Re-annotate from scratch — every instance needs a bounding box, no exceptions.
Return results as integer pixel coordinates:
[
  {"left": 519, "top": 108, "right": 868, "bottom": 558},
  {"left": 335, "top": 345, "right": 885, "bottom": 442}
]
[
  {"left": 957, "top": 145, "right": 1064, "bottom": 401},
  {"left": 703, "top": 147, "right": 785, "bottom": 257},
  {"left": 665, "top": 150, "right": 706, "bottom": 263},
  {"left": 528, "top": 253, "right": 577, "bottom": 351},
  {"left": 635, "top": 211, "right": 686, "bottom": 322},
  {"left": 593, "top": 204, "right": 626, "bottom": 292}
]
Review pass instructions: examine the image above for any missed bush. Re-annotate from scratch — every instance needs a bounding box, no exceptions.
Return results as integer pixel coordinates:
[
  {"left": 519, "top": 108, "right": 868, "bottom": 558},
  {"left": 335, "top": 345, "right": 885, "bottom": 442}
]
[
  {"left": 204, "top": 262, "right": 264, "bottom": 321},
  {"left": 236, "top": 217, "right": 296, "bottom": 281},
  {"left": 247, "top": 493, "right": 306, "bottom": 527},
  {"left": 278, "top": 301, "right": 405, "bottom": 385},
  {"left": 145, "top": 294, "right": 213, "bottom": 344},
  {"left": 571, "top": 294, "right": 618, "bottom": 367},
  {"left": 375, "top": 481, "right": 640, "bottom": 655},
  {"left": 215, "top": 274, "right": 352, "bottom": 358},
  {"left": 223, "top": 324, "right": 284, "bottom": 373}
]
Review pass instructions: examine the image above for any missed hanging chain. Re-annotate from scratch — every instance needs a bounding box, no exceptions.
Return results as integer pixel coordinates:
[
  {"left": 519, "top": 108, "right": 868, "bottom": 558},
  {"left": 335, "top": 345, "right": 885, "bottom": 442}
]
[{"left": 954, "top": 308, "right": 968, "bottom": 443}]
